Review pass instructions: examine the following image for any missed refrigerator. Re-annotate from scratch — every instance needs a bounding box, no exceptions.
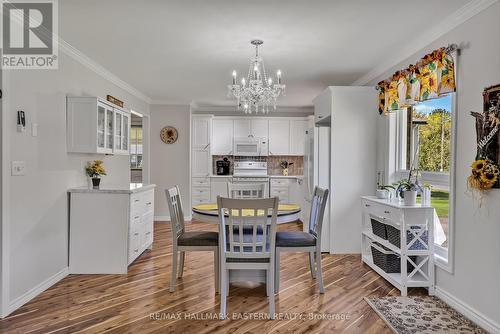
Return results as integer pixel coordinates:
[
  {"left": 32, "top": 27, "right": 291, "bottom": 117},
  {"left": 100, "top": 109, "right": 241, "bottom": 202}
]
[{"left": 304, "top": 122, "right": 331, "bottom": 252}]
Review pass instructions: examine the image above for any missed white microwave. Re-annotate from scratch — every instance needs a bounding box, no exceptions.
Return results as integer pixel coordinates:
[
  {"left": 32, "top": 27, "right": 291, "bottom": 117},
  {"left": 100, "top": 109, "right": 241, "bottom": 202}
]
[{"left": 233, "top": 137, "right": 268, "bottom": 156}]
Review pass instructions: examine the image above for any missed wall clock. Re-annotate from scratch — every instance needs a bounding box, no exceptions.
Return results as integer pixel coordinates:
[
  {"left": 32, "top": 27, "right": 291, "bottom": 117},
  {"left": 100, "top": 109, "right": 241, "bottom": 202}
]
[{"left": 160, "top": 126, "right": 178, "bottom": 144}]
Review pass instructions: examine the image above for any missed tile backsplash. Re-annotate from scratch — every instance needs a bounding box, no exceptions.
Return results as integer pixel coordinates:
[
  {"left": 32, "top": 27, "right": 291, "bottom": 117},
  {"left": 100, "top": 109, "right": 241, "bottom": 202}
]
[{"left": 212, "top": 155, "right": 304, "bottom": 176}]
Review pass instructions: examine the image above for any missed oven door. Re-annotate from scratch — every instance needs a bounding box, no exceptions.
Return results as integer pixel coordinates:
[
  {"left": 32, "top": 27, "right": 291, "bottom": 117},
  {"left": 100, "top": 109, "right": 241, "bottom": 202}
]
[{"left": 234, "top": 138, "right": 260, "bottom": 156}]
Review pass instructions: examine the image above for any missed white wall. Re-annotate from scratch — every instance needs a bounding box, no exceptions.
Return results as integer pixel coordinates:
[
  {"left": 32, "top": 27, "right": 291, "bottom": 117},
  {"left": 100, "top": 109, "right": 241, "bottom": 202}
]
[
  {"left": 3, "top": 51, "right": 149, "bottom": 314},
  {"left": 370, "top": 2, "right": 500, "bottom": 329},
  {"left": 150, "top": 105, "right": 190, "bottom": 219}
]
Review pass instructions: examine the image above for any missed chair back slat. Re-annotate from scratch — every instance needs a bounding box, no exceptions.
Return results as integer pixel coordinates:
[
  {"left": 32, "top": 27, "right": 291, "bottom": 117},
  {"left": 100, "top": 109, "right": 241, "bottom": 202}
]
[
  {"left": 217, "top": 197, "right": 278, "bottom": 259},
  {"left": 308, "top": 187, "right": 329, "bottom": 240},
  {"left": 227, "top": 183, "right": 267, "bottom": 199},
  {"left": 165, "top": 186, "right": 186, "bottom": 242}
]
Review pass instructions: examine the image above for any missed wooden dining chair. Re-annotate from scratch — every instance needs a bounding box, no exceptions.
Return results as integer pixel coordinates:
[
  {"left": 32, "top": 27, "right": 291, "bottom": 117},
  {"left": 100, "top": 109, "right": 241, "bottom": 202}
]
[
  {"left": 227, "top": 182, "right": 267, "bottom": 199},
  {"left": 217, "top": 196, "right": 279, "bottom": 319},
  {"left": 166, "top": 186, "right": 219, "bottom": 293},
  {"left": 274, "top": 187, "right": 329, "bottom": 294}
]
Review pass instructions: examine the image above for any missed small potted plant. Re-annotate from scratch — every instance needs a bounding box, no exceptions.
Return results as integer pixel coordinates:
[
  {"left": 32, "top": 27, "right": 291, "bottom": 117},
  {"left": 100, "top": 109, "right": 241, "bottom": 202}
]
[
  {"left": 376, "top": 183, "right": 395, "bottom": 199},
  {"left": 85, "top": 160, "right": 106, "bottom": 189},
  {"left": 394, "top": 179, "right": 422, "bottom": 206},
  {"left": 280, "top": 161, "right": 294, "bottom": 176}
]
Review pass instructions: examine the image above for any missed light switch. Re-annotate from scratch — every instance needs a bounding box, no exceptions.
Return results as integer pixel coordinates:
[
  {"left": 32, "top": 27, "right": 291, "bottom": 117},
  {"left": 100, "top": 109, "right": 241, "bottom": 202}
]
[{"left": 11, "top": 161, "right": 26, "bottom": 176}]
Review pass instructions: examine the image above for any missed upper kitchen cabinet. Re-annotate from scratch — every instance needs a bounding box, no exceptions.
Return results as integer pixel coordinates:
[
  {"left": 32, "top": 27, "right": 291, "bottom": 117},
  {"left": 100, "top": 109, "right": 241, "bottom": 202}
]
[
  {"left": 192, "top": 115, "right": 212, "bottom": 149},
  {"left": 212, "top": 119, "right": 234, "bottom": 155},
  {"left": 234, "top": 119, "right": 269, "bottom": 138},
  {"left": 268, "top": 119, "right": 290, "bottom": 155},
  {"left": 290, "top": 120, "right": 309, "bottom": 155},
  {"left": 66, "top": 96, "right": 130, "bottom": 155}
]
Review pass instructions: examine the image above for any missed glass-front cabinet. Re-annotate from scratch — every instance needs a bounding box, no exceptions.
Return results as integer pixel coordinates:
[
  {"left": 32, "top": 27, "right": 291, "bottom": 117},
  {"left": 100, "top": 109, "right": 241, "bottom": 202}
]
[
  {"left": 114, "top": 109, "right": 130, "bottom": 155},
  {"left": 67, "top": 96, "right": 130, "bottom": 155}
]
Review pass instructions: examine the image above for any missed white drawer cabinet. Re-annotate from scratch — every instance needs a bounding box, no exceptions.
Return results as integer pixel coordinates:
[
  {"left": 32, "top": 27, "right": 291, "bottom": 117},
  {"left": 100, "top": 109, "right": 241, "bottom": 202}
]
[
  {"left": 270, "top": 178, "right": 290, "bottom": 203},
  {"left": 69, "top": 185, "right": 156, "bottom": 274},
  {"left": 192, "top": 177, "right": 211, "bottom": 205}
]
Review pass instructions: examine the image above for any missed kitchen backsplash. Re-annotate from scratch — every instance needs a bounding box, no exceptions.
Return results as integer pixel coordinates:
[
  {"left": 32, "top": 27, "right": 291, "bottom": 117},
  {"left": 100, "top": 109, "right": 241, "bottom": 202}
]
[{"left": 212, "top": 155, "right": 304, "bottom": 176}]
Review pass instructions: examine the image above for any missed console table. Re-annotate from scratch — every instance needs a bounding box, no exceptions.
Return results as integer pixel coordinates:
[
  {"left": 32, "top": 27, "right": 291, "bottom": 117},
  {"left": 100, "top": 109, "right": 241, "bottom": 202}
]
[{"left": 361, "top": 196, "right": 435, "bottom": 296}]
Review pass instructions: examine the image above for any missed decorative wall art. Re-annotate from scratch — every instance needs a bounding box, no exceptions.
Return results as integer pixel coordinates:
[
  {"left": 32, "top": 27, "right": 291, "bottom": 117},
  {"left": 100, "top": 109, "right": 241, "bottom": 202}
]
[
  {"left": 160, "top": 126, "right": 179, "bottom": 144},
  {"left": 468, "top": 84, "right": 500, "bottom": 193},
  {"left": 377, "top": 45, "right": 457, "bottom": 114}
]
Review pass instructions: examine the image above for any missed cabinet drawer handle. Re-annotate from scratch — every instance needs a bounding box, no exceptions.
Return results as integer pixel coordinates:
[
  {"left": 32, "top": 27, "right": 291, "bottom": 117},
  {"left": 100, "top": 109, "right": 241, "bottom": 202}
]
[
  {"left": 134, "top": 249, "right": 139, "bottom": 253},
  {"left": 134, "top": 215, "right": 140, "bottom": 219},
  {"left": 134, "top": 199, "right": 140, "bottom": 203},
  {"left": 365, "top": 204, "right": 371, "bottom": 207},
  {"left": 134, "top": 232, "right": 139, "bottom": 236},
  {"left": 146, "top": 232, "right": 151, "bottom": 235},
  {"left": 146, "top": 202, "right": 152, "bottom": 205},
  {"left": 384, "top": 210, "right": 390, "bottom": 214}
]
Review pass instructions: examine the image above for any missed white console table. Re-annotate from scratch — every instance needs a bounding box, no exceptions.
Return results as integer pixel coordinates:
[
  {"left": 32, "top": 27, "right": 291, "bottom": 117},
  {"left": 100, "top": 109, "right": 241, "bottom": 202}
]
[
  {"left": 361, "top": 196, "right": 435, "bottom": 296},
  {"left": 68, "top": 183, "right": 155, "bottom": 274}
]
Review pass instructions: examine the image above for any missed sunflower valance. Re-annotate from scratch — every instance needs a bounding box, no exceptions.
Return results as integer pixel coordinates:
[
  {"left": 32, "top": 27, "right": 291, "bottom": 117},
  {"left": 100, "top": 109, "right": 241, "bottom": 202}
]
[{"left": 377, "top": 45, "right": 457, "bottom": 114}]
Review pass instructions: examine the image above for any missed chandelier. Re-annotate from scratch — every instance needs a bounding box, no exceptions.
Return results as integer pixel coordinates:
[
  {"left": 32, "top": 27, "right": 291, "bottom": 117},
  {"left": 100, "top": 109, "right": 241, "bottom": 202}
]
[{"left": 228, "top": 40, "right": 285, "bottom": 114}]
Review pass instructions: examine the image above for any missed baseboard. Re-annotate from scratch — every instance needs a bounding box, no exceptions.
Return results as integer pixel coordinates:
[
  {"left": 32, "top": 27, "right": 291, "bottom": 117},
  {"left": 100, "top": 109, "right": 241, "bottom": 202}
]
[
  {"left": 5, "top": 267, "right": 69, "bottom": 318},
  {"left": 154, "top": 215, "right": 192, "bottom": 222},
  {"left": 435, "top": 286, "right": 500, "bottom": 334}
]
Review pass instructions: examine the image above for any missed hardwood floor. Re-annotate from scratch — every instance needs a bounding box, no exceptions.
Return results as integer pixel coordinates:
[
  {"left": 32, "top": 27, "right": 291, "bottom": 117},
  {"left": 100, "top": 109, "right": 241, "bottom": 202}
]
[{"left": 0, "top": 221, "right": 425, "bottom": 334}]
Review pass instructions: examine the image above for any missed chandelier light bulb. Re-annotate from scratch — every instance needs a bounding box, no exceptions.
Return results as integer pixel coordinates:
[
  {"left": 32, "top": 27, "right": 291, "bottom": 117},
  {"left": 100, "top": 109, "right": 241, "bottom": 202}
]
[
  {"left": 268, "top": 78, "right": 273, "bottom": 86},
  {"left": 232, "top": 70, "right": 237, "bottom": 84},
  {"left": 241, "top": 78, "right": 246, "bottom": 86},
  {"left": 277, "top": 70, "right": 282, "bottom": 84}
]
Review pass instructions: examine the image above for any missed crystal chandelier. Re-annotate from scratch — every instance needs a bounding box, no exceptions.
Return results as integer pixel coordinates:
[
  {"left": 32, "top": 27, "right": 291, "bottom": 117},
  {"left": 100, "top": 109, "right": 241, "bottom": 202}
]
[{"left": 228, "top": 40, "right": 285, "bottom": 114}]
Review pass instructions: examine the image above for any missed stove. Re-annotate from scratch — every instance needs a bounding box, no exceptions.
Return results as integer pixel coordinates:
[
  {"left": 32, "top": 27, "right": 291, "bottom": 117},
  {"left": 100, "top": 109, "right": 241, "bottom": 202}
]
[{"left": 232, "top": 161, "right": 269, "bottom": 195}]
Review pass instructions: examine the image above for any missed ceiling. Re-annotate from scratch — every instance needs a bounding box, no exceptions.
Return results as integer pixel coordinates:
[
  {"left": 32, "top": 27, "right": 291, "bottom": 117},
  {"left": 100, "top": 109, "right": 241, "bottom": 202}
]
[{"left": 59, "top": 0, "right": 472, "bottom": 107}]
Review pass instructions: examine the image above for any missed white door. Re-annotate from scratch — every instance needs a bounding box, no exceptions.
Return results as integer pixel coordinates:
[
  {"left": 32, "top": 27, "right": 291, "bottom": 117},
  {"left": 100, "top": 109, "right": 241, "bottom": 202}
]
[
  {"left": 250, "top": 119, "right": 269, "bottom": 138},
  {"left": 234, "top": 119, "right": 252, "bottom": 137},
  {"left": 212, "top": 119, "right": 234, "bottom": 155},
  {"left": 268, "top": 120, "right": 290, "bottom": 155},
  {"left": 192, "top": 116, "right": 211, "bottom": 149},
  {"left": 290, "top": 120, "right": 308, "bottom": 155},
  {"left": 192, "top": 149, "right": 211, "bottom": 177}
]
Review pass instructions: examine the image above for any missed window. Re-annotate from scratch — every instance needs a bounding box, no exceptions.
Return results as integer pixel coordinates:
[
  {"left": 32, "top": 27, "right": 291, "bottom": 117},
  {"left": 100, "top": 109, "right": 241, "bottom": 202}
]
[
  {"left": 396, "top": 94, "right": 455, "bottom": 270},
  {"left": 130, "top": 126, "right": 143, "bottom": 169}
]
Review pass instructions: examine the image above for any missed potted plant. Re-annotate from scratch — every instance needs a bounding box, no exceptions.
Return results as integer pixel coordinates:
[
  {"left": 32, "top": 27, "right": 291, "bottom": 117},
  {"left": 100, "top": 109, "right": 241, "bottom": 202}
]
[
  {"left": 376, "top": 184, "right": 395, "bottom": 199},
  {"left": 280, "top": 161, "right": 294, "bottom": 176},
  {"left": 394, "top": 179, "right": 422, "bottom": 206},
  {"left": 85, "top": 160, "right": 106, "bottom": 189}
]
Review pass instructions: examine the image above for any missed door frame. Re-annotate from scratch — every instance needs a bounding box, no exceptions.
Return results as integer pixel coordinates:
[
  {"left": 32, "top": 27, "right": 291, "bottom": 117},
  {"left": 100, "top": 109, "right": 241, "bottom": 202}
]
[{"left": 130, "top": 110, "right": 150, "bottom": 184}]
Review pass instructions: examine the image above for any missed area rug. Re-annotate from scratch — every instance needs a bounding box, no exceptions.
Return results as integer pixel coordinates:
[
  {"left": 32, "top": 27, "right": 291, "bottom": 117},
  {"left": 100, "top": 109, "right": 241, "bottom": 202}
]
[{"left": 365, "top": 296, "right": 487, "bottom": 334}]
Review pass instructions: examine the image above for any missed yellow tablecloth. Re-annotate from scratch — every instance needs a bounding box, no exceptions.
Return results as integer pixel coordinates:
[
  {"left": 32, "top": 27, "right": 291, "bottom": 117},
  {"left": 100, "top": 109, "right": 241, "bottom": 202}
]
[{"left": 193, "top": 203, "right": 300, "bottom": 217}]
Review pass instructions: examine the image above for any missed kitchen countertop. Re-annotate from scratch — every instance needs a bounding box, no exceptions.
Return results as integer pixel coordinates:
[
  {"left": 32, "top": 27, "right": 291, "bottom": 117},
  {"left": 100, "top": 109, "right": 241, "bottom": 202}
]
[{"left": 68, "top": 183, "right": 156, "bottom": 194}]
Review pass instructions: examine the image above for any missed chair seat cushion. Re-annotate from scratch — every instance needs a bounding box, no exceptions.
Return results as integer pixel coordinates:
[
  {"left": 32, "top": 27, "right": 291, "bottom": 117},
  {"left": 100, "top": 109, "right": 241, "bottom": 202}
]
[
  {"left": 276, "top": 231, "right": 316, "bottom": 247},
  {"left": 178, "top": 231, "right": 218, "bottom": 246}
]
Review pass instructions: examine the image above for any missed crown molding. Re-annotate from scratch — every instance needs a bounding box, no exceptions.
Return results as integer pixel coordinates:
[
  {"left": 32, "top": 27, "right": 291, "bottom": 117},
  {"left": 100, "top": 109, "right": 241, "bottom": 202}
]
[
  {"left": 351, "top": 0, "right": 499, "bottom": 86},
  {"left": 58, "top": 39, "right": 153, "bottom": 104},
  {"left": 189, "top": 104, "right": 313, "bottom": 114}
]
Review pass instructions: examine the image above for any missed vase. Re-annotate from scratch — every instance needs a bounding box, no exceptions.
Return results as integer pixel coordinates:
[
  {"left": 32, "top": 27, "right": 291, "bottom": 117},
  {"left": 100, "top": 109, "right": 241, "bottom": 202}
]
[
  {"left": 403, "top": 190, "right": 417, "bottom": 206},
  {"left": 92, "top": 177, "right": 101, "bottom": 189},
  {"left": 376, "top": 189, "right": 389, "bottom": 199},
  {"left": 282, "top": 168, "right": 289, "bottom": 176}
]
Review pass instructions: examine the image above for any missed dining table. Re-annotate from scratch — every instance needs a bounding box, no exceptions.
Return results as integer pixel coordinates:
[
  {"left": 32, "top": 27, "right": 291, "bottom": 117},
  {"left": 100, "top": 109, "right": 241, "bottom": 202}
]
[{"left": 191, "top": 202, "right": 302, "bottom": 285}]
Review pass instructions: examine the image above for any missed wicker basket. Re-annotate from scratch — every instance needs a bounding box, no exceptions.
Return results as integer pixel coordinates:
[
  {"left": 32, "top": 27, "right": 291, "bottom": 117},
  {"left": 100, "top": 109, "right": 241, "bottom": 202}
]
[
  {"left": 386, "top": 225, "right": 429, "bottom": 250},
  {"left": 370, "top": 218, "right": 387, "bottom": 239},
  {"left": 370, "top": 242, "right": 416, "bottom": 273}
]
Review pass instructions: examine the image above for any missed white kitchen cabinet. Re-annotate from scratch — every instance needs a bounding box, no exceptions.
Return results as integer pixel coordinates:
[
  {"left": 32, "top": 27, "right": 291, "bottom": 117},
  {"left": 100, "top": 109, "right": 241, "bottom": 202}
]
[
  {"left": 66, "top": 96, "right": 130, "bottom": 155},
  {"left": 192, "top": 116, "right": 212, "bottom": 149},
  {"left": 234, "top": 119, "right": 269, "bottom": 138},
  {"left": 212, "top": 119, "right": 234, "bottom": 155},
  {"left": 268, "top": 120, "right": 290, "bottom": 155},
  {"left": 192, "top": 149, "right": 211, "bottom": 177},
  {"left": 114, "top": 109, "right": 130, "bottom": 155},
  {"left": 270, "top": 178, "right": 290, "bottom": 203},
  {"left": 68, "top": 185, "right": 155, "bottom": 274},
  {"left": 290, "top": 120, "right": 308, "bottom": 155},
  {"left": 234, "top": 119, "right": 252, "bottom": 137},
  {"left": 210, "top": 177, "right": 231, "bottom": 202}
]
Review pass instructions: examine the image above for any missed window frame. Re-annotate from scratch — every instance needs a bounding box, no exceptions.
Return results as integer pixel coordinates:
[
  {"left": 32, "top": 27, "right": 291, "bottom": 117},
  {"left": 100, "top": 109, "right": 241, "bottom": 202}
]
[
  {"left": 130, "top": 125, "right": 143, "bottom": 170},
  {"left": 394, "top": 93, "right": 457, "bottom": 273}
]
